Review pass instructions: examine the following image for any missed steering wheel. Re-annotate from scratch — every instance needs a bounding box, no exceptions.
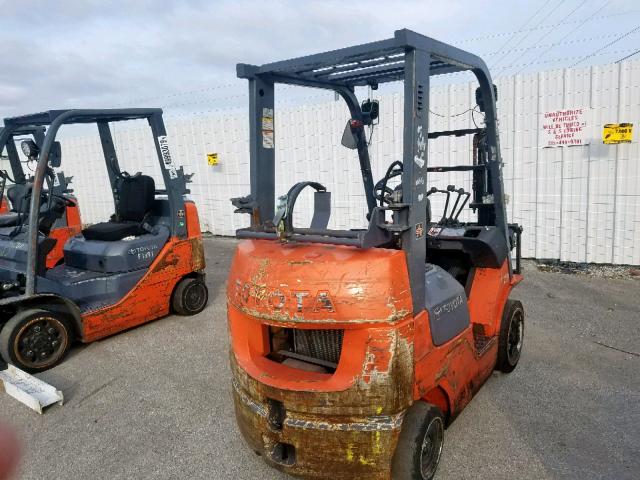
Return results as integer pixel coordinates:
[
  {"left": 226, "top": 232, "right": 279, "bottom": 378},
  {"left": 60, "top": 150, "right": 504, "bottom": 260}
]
[{"left": 374, "top": 161, "right": 403, "bottom": 206}]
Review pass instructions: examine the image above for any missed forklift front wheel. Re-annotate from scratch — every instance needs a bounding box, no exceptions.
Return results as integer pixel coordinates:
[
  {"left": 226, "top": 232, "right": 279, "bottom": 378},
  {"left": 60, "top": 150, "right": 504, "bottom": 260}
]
[
  {"left": 392, "top": 401, "right": 445, "bottom": 480},
  {"left": 171, "top": 277, "right": 209, "bottom": 316},
  {"left": 0, "top": 309, "right": 72, "bottom": 373},
  {"left": 496, "top": 299, "right": 525, "bottom": 373}
]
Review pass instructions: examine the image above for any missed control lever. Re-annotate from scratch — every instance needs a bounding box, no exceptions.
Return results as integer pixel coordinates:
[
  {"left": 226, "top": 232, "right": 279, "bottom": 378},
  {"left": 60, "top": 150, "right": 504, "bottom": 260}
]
[
  {"left": 443, "top": 185, "right": 455, "bottom": 223},
  {"left": 426, "top": 187, "right": 438, "bottom": 197},
  {"left": 452, "top": 188, "right": 471, "bottom": 221},
  {"left": 428, "top": 185, "right": 453, "bottom": 223},
  {"left": 426, "top": 185, "right": 470, "bottom": 225},
  {"left": 449, "top": 186, "right": 469, "bottom": 220}
]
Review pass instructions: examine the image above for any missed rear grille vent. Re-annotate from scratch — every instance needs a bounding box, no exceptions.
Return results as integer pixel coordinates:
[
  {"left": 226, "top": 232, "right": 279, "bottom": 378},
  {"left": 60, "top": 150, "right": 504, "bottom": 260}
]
[
  {"left": 268, "top": 327, "right": 345, "bottom": 372},
  {"left": 293, "top": 329, "right": 344, "bottom": 365}
]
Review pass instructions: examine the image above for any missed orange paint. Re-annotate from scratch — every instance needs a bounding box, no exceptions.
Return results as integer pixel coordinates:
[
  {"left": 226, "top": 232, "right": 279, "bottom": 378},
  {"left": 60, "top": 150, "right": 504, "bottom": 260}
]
[
  {"left": 227, "top": 239, "right": 412, "bottom": 327},
  {"left": 80, "top": 205, "right": 205, "bottom": 342},
  {"left": 228, "top": 239, "right": 520, "bottom": 478},
  {"left": 184, "top": 200, "right": 201, "bottom": 238}
]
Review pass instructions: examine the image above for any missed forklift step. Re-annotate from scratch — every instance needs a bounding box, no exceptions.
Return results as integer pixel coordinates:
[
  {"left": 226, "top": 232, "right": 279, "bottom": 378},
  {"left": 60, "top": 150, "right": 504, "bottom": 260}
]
[{"left": 0, "top": 364, "right": 64, "bottom": 414}]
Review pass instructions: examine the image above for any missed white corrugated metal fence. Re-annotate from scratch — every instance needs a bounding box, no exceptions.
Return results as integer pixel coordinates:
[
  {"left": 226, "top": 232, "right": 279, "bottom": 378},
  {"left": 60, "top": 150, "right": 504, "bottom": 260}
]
[{"left": 61, "top": 60, "right": 640, "bottom": 265}]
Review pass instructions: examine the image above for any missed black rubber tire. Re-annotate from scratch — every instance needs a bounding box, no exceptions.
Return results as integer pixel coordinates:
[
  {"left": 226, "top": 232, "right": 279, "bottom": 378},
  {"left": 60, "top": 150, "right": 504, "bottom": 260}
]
[
  {"left": 171, "top": 277, "right": 209, "bottom": 316},
  {"left": 392, "top": 401, "right": 445, "bottom": 480},
  {"left": 0, "top": 308, "right": 72, "bottom": 373},
  {"left": 496, "top": 299, "right": 525, "bottom": 373}
]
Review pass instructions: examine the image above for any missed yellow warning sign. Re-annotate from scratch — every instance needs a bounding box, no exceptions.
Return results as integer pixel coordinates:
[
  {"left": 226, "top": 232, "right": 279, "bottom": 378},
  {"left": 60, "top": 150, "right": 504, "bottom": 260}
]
[
  {"left": 207, "top": 153, "right": 219, "bottom": 165},
  {"left": 603, "top": 123, "right": 633, "bottom": 144}
]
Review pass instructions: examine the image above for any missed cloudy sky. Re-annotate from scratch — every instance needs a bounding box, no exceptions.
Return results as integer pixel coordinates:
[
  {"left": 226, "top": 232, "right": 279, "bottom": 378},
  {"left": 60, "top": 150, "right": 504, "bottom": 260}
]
[{"left": 0, "top": 0, "right": 638, "bottom": 118}]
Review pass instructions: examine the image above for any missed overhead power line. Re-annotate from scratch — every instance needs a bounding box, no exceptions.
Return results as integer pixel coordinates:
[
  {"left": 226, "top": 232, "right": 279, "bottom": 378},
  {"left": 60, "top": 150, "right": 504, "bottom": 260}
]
[
  {"left": 484, "top": 32, "right": 620, "bottom": 57},
  {"left": 516, "top": 1, "right": 610, "bottom": 74},
  {"left": 457, "top": 9, "right": 639, "bottom": 44},
  {"left": 495, "top": 47, "right": 637, "bottom": 74},
  {"left": 616, "top": 48, "right": 640, "bottom": 63},
  {"left": 488, "top": 0, "right": 551, "bottom": 64},
  {"left": 571, "top": 24, "right": 640, "bottom": 67},
  {"left": 112, "top": 82, "right": 241, "bottom": 107},
  {"left": 492, "top": 0, "right": 567, "bottom": 70},
  {"left": 510, "top": 0, "right": 588, "bottom": 75}
]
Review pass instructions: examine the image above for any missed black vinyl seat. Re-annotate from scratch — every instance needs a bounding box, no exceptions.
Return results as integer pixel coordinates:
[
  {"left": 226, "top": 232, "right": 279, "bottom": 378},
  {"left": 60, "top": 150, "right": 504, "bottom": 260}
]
[
  {"left": 83, "top": 222, "right": 144, "bottom": 242},
  {"left": 82, "top": 175, "right": 156, "bottom": 242}
]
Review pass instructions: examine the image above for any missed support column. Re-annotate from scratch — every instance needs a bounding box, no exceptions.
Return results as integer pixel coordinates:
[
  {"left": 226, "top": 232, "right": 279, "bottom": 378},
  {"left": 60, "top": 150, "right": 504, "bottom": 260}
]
[
  {"left": 402, "top": 49, "right": 430, "bottom": 313},
  {"left": 249, "top": 76, "right": 275, "bottom": 226}
]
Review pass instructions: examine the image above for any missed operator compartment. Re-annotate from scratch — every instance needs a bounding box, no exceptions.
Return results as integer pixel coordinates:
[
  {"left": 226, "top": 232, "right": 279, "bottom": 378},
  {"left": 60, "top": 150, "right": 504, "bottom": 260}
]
[
  {"left": 0, "top": 183, "right": 71, "bottom": 289},
  {"left": 36, "top": 175, "right": 173, "bottom": 311},
  {"left": 426, "top": 225, "right": 508, "bottom": 268}
]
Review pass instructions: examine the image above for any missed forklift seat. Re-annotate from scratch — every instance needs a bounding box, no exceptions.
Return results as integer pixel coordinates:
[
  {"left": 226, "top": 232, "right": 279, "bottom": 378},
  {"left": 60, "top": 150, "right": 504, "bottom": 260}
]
[{"left": 82, "top": 175, "right": 156, "bottom": 242}]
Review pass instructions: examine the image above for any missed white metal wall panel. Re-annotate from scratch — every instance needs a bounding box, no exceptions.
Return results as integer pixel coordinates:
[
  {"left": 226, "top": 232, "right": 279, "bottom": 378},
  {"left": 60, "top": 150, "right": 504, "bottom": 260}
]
[{"left": 58, "top": 60, "right": 640, "bottom": 265}]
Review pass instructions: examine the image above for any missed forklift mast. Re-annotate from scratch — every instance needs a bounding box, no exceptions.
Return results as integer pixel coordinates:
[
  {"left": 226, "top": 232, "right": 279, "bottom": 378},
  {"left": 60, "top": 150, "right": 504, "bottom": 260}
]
[{"left": 234, "top": 29, "right": 510, "bottom": 313}]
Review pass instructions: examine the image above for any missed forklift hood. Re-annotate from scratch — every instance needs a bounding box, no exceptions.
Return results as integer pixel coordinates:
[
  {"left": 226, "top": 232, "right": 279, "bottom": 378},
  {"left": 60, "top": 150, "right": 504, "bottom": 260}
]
[{"left": 227, "top": 239, "right": 413, "bottom": 327}]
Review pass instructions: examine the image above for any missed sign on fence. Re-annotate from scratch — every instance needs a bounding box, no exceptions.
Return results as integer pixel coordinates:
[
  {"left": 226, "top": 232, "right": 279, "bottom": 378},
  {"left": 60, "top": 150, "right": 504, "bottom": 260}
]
[
  {"left": 540, "top": 108, "right": 589, "bottom": 147},
  {"left": 207, "top": 153, "right": 219, "bottom": 165},
  {"left": 603, "top": 123, "right": 633, "bottom": 144}
]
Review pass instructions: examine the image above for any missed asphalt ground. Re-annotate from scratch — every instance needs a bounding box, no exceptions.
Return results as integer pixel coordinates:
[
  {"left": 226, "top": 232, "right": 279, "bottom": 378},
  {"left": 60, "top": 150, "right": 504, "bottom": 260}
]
[{"left": 1, "top": 236, "right": 638, "bottom": 479}]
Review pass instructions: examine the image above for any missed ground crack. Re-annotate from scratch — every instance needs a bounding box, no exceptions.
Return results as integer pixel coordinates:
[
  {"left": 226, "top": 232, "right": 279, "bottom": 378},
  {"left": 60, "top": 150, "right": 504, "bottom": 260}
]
[{"left": 592, "top": 341, "right": 639, "bottom": 358}]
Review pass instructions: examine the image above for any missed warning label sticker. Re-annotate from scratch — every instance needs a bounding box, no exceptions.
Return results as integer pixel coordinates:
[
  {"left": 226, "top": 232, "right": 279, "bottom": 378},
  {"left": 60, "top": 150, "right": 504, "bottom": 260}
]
[
  {"left": 262, "top": 107, "right": 274, "bottom": 149},
  {"left": 603, "top": 123, "right": 633, "bottom": 144},
  {"left": 262, "top": 130, "right": 274, "bottom": 149}
]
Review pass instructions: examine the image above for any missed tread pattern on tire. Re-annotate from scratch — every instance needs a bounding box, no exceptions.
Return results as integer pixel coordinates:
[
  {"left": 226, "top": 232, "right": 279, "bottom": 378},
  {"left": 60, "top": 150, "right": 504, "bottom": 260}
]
[
  {"left": 496, "top": 299, "right": 524, "bottom": 373},
  {"left": 0, "top": 308, "right": 71, "bottom": 373},
  {"left": 392, "top": 401, "right": 444, "bottom": 480},
  {"left": 171, "top": 277, "right": 208, "bottom": 316}
]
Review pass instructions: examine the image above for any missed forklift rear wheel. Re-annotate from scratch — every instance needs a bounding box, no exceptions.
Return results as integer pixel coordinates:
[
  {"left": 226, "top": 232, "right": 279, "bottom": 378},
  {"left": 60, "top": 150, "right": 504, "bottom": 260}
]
[
  {"left": 496, "top": 299, "right": 524, "bottom": 373},
  {"left": 172, "top": 277, "right": 209, "bottom": 316},
  {"left": 392, "top": 401, "right": 444, "bottom": 480},
  {"left": 0, "top": 309, "right": 72, "bottom": 373}
]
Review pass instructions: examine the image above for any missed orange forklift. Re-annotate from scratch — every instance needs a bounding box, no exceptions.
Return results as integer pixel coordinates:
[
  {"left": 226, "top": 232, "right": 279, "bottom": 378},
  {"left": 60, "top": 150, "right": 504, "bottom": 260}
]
[
  {"left": 0, "top": 125, "right": 82, "bottom": 267},
  {"left": 227, "top": 29, "right": 524, "bottom": 479},
  {"left": 0, "top": 109, "right": 208, "bottom": 372}
]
